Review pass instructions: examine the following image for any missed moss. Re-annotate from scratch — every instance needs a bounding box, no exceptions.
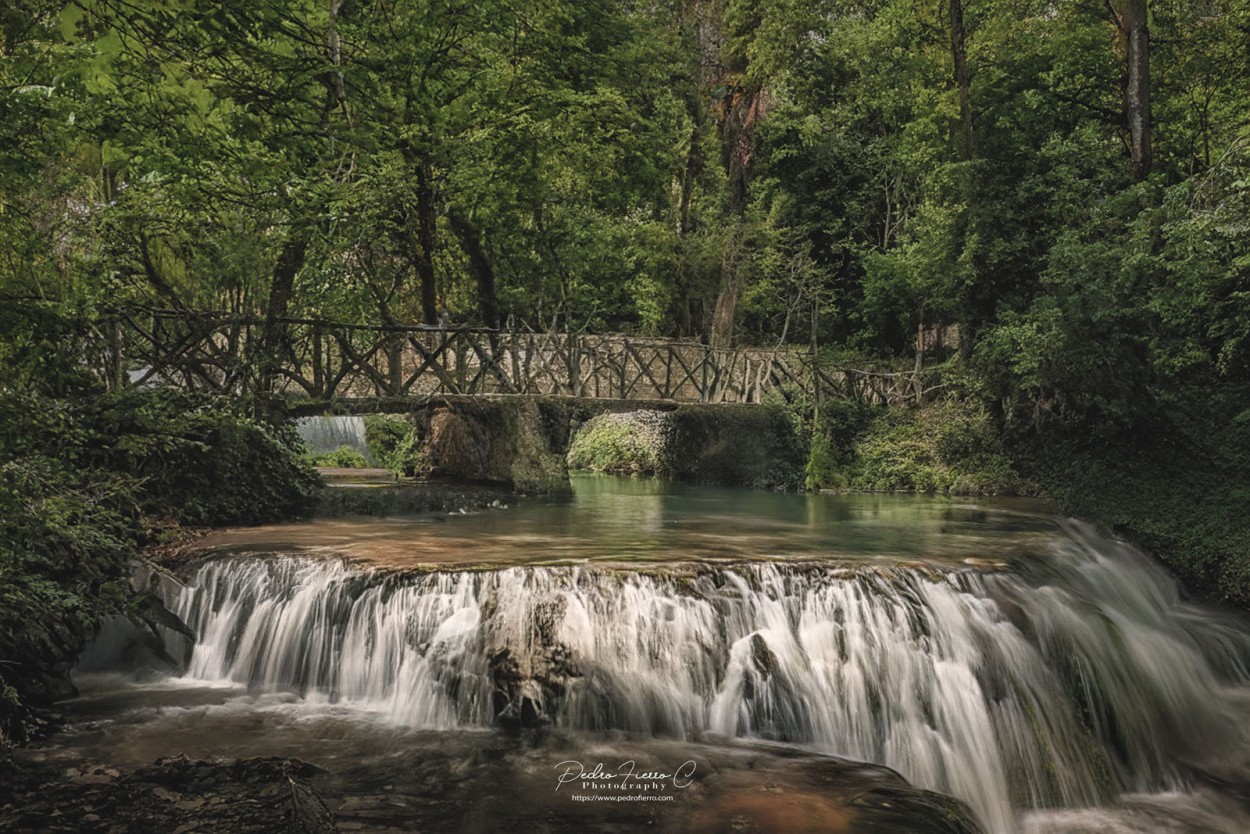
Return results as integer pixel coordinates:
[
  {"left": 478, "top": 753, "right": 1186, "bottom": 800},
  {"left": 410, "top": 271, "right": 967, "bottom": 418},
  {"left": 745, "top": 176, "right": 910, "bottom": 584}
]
[{"left": 424, "top": 398, "right": 570, "bottom": 493}]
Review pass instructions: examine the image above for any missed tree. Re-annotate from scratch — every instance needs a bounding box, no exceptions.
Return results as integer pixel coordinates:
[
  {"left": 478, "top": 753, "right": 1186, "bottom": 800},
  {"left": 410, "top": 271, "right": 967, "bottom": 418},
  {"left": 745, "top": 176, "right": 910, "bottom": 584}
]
[{"left": 1113, "top": 0, "right": 1153, "bottom": 180}]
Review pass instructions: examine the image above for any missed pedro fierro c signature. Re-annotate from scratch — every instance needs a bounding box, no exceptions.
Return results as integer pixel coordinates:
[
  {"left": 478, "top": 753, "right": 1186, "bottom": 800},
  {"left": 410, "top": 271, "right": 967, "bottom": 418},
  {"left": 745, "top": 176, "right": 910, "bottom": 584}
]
[{"left": 554, "top": 760, "right": 697, "bottom": 793}]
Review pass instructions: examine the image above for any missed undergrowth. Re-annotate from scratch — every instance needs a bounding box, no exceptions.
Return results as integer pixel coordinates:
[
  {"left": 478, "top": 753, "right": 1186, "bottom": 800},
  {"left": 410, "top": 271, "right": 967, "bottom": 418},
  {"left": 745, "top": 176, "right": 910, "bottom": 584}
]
[{"left": 806, "top": 397, "right": 1031, "bottom": 495}]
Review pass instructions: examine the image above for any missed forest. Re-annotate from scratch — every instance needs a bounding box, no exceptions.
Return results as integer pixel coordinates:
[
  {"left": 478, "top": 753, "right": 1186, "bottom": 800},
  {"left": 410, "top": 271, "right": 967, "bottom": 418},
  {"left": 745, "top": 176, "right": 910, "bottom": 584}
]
[
  {"left": 2, "top": 0, "right": 1249, "bottom": 755},
  {"left": 1, "top": 0, "right": 1242, "bottom": 360}
]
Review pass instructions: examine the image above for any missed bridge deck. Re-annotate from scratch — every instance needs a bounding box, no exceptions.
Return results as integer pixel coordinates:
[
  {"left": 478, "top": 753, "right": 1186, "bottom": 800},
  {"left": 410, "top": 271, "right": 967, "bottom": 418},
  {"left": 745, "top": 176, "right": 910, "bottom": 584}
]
[{"left": 92, "top": 308, "right": 927, "bottom": 407}]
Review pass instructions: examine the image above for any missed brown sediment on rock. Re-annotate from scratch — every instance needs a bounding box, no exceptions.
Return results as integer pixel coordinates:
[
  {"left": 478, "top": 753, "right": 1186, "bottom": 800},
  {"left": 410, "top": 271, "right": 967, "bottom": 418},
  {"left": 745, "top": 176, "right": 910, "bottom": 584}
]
[
  {"left": 166, "top": 513, "right": 1025, "bottom": 577},
  {"left": 316, "top": 734, "right": 986, "bottom": 834},
  {"left": 316, "top": 467, "right": 398, "bottom": 484}
]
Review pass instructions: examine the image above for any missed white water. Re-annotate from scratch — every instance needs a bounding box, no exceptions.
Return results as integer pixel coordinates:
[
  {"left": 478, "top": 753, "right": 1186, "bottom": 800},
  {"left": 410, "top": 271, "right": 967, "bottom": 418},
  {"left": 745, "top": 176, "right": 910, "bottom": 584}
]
[
  {"left": 295, "top": 415, "right": 373, "bottom": 462},
  {"left": 168, "top": 522, "right": 1250, "bottom": 833}
]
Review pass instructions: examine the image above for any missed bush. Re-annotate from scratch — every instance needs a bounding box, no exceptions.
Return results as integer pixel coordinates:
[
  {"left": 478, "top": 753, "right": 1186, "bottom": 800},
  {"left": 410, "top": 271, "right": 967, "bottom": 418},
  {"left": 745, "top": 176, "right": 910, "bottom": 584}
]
[
  {"left": 65, "top": 389, "right": 322, "bottom": 527},
  {"left": 664, "top": 405, "right": 806, "bottom": 488},
  {"left": 307, "top": 445, "right": 370, "bottom": 469},
  {"left": 363, "top": 415, "right": 428, "bottom": 476},
  {"left": 804, "top": 396, "right": 874, "bottom": 489},
  {"left": 807, "top": 398, "right": 1031, "bottom": 495},
  {"left": 1014, "top": 387, "right": 1250, "bottom": 606},
  {"left": 567, "top": 413, "right": 663, "bottom": 474},
  {"left": 0, "top": 387, "right": 323, "bottom": 744},
  {"left": 0, "top": 458, "right": 136, "bottom": 744}
]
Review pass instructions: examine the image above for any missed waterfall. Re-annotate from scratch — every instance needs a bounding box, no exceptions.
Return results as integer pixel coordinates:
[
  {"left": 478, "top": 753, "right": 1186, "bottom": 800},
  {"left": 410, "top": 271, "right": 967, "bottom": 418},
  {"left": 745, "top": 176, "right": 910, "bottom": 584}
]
[
  {"left": 295, "top": 415, "right": 373, "bottom": 462},
  {"left": 166, "top": 522, "right": 1250, "bottom": 834}
]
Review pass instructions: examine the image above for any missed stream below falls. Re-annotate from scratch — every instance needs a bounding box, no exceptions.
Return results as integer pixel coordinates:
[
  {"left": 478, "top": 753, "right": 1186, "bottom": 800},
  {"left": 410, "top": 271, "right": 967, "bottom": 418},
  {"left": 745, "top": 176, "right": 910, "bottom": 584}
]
[{"left": 44, "top": 477, "right": 1250, "bottom": 833}]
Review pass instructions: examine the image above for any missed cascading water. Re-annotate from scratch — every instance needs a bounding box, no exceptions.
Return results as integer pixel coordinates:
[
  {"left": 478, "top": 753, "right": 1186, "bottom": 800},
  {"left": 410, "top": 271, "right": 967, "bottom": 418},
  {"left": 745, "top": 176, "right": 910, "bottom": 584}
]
[
  {"left": 166, "top": 521, "right": 1250, "bottom": 834},
  {"left": 295, "top": 415, "right": 374, "bottom": 462}
]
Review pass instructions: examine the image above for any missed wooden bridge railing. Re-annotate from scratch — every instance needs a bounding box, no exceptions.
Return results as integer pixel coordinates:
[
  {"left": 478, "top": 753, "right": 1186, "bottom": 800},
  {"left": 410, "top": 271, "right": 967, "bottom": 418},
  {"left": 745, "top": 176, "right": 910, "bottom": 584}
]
[{"left": 92, "top": 308, "right": 928, "bottom": 406}]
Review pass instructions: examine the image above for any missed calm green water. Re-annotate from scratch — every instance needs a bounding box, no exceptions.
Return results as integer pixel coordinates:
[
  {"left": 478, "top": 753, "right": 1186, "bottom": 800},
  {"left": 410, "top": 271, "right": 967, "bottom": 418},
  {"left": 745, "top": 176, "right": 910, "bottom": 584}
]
[
  {"left": 486, "top": 473, "right": 1056, "bottom": 563},
  {"left": 197, "top": 474, "right": 1059, "bottom": 570}
]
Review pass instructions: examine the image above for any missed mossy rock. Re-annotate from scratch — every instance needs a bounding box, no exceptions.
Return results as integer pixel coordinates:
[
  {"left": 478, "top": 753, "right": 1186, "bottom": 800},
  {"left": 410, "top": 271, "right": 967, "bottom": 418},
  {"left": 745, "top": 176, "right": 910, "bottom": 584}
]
[
  {"left": 424, "top": 398, "right": 571, "bottom": 493},
  {"left": 664, "top": 404, "right": 805, "bottom": 489}
]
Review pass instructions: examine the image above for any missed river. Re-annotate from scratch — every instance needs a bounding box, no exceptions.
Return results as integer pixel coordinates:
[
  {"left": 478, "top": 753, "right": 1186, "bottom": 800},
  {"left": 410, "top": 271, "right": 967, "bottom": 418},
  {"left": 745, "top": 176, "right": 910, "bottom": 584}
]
[{"left": 36, "top": 475, "right": 1250, "bottom": 833}]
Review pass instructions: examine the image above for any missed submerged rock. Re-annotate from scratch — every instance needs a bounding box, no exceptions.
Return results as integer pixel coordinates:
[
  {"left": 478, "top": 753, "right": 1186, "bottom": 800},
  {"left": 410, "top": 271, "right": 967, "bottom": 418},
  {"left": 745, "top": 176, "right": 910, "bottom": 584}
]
[
  {"left": 317, "top": 733, "right": 986, "bottom": 834},
  {"left": 0, "top": 755, "right": 335, "bottom": 834},
  {"left": 313, "top": 480, "right": 515, "bottom": 518},
  {"left": 4, "top": 733, "right": 983, "bottom": 834}
]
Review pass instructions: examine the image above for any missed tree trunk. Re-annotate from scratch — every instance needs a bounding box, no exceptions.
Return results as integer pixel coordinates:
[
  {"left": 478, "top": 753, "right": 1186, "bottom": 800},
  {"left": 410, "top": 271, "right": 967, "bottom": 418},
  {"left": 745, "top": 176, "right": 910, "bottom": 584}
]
[
  {"left": 913, "top": 316, "right": 925, "bottom": 404},
  {"left": 1118, "top": 0, "right": 1152, "bottom": 180},
  {"left": 949, "top": 0, "right": 973, "bottom": 161},
  {"left": 137, "top": 235, "right": 184, "bottom": 307},
  {"left": 709, "top": 271, "right": 739, "bottom": 349},
  {"left": 448, "top": 210, "right": 500, "bottom": 330},
  {"left": 674, "top": 118, "right": 705, "bottom": 337},
  {"left": 257, "top": 231, "right": 310, "bottom": 397},
  {"left": 710, "top": 85, "right": 766, "bottom": 348},
  {"left": 949, "top": 0, "right": 976, "bottom": 361},
  {"left": 415, "top": 161, "right": 439, "bottom": 324},
  {"left": 327, "top": 0, "right": 346, "bottom": 112}
]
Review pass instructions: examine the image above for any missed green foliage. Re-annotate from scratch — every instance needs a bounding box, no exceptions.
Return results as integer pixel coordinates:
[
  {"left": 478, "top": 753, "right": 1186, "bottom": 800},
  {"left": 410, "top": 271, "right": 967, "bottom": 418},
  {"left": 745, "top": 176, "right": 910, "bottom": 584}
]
[
  {"left": 0, "top": 382, "right": 321, "bottom": 744},
  {"left": 975, "top": 144, "right": 1250, "bottom": 429},
  {"left": 390, "top": 432, "right": 429, "bottom": 479},
  {"left": 804, "top": 397, "right": 874, "bottom": 490},
  {"left": 0, "top": 457, "right": 136, "bottom": 744},
  {"left": 4, "top": 0, "right": 1247, "bottom": 367},
  {"left": 0, "top": 303, "right": 101, "bottom": 397},
  {"left": 59, "top": 389, "right": 322, "bottom": 527},
  {"left": 306, "top": 445, "right": 370, "bottom": 469},
  {"left": 808, "top": 399, "right": 1030, "bottom": 495},
  {"left": 0, "top": 0, "right": 1245, "bottom": 614},
  {"left": 363, "top": 416, "right": 408, "bottom": 464},
  {"left": 666, "top": 405, "right": 806, "bottom": 489},
  {"left": 362, "top": 415, "right": 428, "bottom": 476},
  {"left": 567, "top": 416, "right": 662, "bottom": 475},
  {"left": 1014, "top": 388, "right": 1250, "bottom": 607}
]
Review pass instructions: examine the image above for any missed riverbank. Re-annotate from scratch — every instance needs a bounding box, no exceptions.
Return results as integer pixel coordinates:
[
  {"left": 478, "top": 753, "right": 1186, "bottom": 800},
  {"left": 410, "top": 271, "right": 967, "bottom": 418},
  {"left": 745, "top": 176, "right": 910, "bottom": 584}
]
[
  {"left": 1012, "top": 387, "right": 1250, "bottom": 609},
  {"left": 803, "top": 389, "right": 1250, "bottom": 611},
  {"left": 0, "top": 389, "right": 321, "bottom": 750}
]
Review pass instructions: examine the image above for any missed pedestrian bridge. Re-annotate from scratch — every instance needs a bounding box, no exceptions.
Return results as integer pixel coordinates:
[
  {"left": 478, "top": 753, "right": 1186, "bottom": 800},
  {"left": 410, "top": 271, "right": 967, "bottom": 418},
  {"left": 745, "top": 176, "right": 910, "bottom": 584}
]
[{"left": 94, "top": 307, "right": 925, "bottom": 408}]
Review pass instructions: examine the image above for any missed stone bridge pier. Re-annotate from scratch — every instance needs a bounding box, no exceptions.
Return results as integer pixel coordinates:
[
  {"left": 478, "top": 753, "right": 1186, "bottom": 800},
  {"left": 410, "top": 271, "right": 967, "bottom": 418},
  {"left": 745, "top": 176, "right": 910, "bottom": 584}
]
[{"left": 296, "top": 396, "right": 806, "bottom": 493}]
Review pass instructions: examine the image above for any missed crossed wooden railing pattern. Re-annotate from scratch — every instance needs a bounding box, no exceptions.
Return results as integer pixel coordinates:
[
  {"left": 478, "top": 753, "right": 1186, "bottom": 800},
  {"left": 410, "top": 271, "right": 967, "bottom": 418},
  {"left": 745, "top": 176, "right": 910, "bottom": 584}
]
[{"left": 91, "top": 308, "right": 927, "bottom": 406}]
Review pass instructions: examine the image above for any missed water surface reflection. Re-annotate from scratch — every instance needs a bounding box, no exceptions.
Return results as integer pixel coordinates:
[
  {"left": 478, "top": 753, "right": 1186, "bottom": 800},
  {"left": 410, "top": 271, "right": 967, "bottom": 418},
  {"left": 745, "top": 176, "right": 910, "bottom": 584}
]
[{"left": 196, "top": 474, "right": 1057, "bottom": 569}]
